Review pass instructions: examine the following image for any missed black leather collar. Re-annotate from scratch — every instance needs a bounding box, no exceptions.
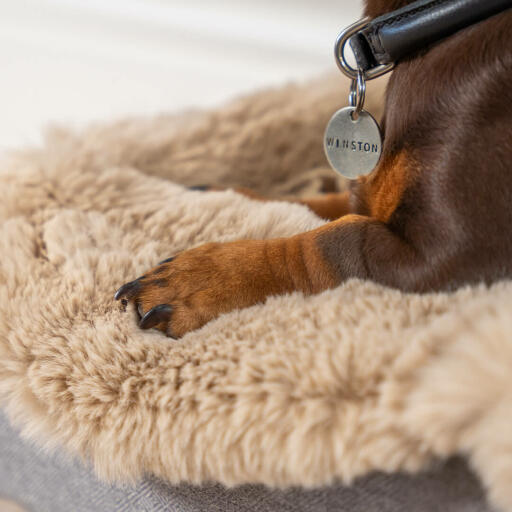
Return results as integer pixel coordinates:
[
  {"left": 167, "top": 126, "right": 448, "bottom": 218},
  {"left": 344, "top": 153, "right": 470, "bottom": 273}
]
[{"left": 350, "top": 0, "right": 512, "bottom": 73}]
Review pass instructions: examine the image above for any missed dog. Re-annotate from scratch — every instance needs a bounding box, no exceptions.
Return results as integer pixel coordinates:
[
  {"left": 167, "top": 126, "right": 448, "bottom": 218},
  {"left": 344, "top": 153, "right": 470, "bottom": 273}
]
[{"left": 115, "top": 0, "right": 512, "bottom": 339}]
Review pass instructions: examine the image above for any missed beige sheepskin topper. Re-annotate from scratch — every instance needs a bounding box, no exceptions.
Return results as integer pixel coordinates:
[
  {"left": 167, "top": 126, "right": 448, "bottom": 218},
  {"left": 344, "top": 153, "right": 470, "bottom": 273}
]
[{"left": 0, "top": 74, "right": 512, "bottom": 511}]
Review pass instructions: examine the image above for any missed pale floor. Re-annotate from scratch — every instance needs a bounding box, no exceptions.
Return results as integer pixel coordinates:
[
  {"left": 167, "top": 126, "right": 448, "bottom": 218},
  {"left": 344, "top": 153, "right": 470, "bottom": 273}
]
[
  {"left": 0, "top": 0, "right": 363, "bottom": 150},
  {"left": 0, "top": 499, "right": 26, "bottom": 512}
]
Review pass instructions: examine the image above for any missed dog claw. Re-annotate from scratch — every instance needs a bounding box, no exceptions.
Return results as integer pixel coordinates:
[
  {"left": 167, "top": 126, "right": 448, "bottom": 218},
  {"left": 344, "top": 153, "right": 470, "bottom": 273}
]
[
  {"left": 188, "top": 184, "right": 210, "bottom": 192},
  {"left": 139, "top": 304, "right": 173, "bottom": 330},
  {"left": 114, "top": 280, "right": 141, "bottom": 300},
  {"left": 158, "top": 257, "right": 175, "bottom": 265}
]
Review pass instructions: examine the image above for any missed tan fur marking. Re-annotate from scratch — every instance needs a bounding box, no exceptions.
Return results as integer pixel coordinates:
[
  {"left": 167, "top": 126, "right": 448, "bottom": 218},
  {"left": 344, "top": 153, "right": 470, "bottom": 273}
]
[{"left": 363, "top": 151, "right": 413, "bottom": 223}]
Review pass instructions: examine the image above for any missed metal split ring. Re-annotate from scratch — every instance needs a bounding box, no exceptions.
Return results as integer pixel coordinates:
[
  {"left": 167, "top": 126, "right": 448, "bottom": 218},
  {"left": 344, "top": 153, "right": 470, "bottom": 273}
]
[{"left": 349, "top": 70, "right": 366, "bottom": 118}]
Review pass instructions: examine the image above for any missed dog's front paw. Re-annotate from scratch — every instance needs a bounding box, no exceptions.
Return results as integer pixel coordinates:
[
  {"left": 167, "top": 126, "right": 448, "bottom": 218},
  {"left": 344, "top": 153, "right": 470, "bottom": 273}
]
[{"left": 115, "top": 241, "right": 281, "bottom": 338}]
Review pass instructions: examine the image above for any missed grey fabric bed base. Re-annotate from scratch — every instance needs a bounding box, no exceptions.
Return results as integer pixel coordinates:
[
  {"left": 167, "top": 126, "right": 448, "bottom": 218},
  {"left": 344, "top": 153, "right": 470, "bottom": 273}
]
[{"left": 0, "top": 410, "right": 493, "bottom": 512}]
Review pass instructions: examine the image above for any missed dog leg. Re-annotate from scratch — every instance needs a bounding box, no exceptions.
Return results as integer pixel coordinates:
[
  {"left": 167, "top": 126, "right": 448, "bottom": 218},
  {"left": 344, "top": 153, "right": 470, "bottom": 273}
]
[
  {"left": 190, "top": 185, "right": 352, "bottom": 221},
  {"left": 115, "top": 213, "right": 425, "bottom": 338},
  {"left": 296, "top": 192, "right": 352, "bottom": 221}
]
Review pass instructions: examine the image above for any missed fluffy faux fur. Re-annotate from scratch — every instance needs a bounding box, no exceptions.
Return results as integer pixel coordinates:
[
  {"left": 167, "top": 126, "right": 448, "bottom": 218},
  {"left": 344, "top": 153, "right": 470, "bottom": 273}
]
[{"left": 0, "top": 74, "right": 511, "bottom": 511}]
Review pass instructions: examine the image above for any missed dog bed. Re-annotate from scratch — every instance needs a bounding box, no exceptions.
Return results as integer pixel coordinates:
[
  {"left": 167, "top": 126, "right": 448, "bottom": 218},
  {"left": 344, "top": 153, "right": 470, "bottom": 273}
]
[
  {"left": 0, "top": 74, "right": 511, "bottom": 511},
  {"left": 0, "top": 408, "right": 491, "bottom": 512}
]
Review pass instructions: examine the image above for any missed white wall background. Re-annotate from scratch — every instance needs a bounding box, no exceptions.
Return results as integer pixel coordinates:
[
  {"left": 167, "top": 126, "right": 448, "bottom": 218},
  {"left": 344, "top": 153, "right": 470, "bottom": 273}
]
[{"left": 0, "top": 0, "right": 363, "bottom": 149}]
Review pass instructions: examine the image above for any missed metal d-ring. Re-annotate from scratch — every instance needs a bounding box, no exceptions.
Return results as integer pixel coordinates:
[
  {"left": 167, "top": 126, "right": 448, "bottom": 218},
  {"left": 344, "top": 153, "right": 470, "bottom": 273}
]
[
  {"left": 334, "top": 17, "right": 394, "bottom": 81},
  {"left": 349, "top": 70, "right": 366, "bottom": 118}
]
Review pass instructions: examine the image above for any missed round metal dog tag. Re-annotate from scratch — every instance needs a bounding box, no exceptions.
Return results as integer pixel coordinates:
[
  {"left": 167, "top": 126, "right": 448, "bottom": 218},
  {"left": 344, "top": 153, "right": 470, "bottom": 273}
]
[{"left": 324, "top": 106, "right": 382, "bottom": 179}]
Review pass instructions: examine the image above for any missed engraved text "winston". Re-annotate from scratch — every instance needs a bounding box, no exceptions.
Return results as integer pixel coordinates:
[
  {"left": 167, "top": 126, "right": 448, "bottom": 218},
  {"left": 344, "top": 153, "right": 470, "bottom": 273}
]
[{"left": 326, "top": 138, "right": 379, "bottom": 153}]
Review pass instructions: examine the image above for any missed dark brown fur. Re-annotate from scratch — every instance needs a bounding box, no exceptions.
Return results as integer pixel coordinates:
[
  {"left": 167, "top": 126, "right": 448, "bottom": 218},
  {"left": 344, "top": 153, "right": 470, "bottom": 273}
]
[{"left": 116, "top": 1, "right": 512, "bottom": 337}]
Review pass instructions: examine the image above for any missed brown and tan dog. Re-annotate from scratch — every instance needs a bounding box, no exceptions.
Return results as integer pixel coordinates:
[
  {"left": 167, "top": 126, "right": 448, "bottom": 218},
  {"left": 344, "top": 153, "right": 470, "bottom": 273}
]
[{"left": 116, "top": 0, "right": 512, "bottom": 338}]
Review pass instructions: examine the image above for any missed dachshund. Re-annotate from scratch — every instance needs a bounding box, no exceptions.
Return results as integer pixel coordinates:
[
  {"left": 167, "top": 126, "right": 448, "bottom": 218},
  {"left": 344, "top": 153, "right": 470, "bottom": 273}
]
[{"left": 115, "top": 0, "right": 512, "bottom": 338}]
